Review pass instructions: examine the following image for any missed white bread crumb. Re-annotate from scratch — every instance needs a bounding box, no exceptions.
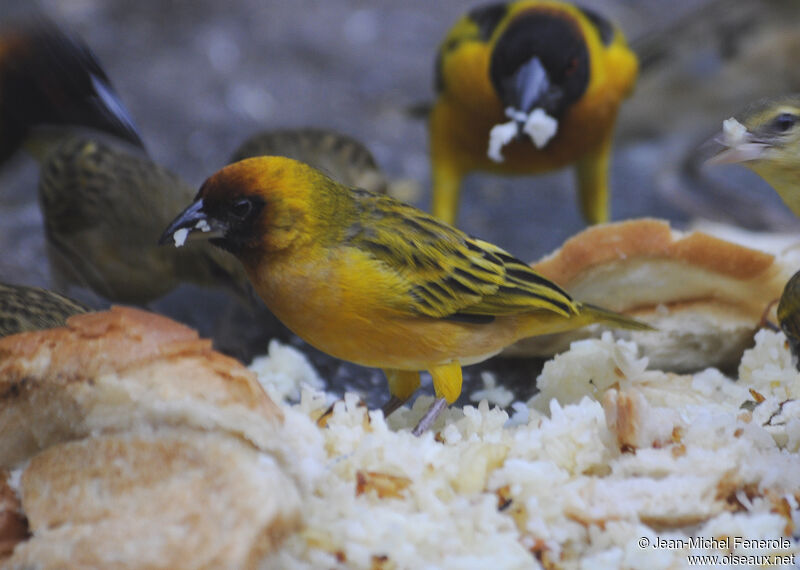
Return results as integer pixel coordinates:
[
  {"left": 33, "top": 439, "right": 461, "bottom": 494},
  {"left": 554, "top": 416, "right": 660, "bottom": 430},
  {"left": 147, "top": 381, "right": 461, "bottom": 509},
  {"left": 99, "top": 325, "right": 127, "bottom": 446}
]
[
  {"left": 487, "top": 107, "right": 559, "bottom": 162},
  {"left": 722, "top": 117, "right": 748, "bottom": 146},
  {"left": 172, "top": 227, "right": 189, "bottom": 247}
]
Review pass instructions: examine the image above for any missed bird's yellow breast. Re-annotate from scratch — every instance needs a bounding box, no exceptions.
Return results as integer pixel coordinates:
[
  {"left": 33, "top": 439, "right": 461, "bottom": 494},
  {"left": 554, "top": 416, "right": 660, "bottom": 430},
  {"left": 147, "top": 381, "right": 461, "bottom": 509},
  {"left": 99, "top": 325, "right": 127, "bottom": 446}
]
[
  {"left": 749, "top": 161, "right": 800, "bottom": 219},
  {"left": 243, "top": 244, "right": 530, "bottom": 370}
]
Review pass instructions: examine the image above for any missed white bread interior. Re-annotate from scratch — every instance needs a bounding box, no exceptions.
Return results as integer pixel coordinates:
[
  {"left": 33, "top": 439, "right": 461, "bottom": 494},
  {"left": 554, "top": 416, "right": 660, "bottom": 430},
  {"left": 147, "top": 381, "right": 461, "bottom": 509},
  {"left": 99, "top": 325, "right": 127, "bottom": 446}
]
[
  {"left": 506, "top": 218, "right": 797, "bottom": 371},
  {"left": 0, "top": 306, "right": 301, "bottom": 568}
]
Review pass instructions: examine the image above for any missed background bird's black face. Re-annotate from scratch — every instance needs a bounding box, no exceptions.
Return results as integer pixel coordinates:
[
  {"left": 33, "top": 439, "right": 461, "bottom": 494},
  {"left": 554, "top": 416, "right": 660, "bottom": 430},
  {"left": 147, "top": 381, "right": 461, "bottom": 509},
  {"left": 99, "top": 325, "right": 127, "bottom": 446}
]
[
  {"left": 489, "top": 10, "right": 590, "bottom": 117},
  {"left": 201, "top": 192, "right": 266, "bottom": 255}
]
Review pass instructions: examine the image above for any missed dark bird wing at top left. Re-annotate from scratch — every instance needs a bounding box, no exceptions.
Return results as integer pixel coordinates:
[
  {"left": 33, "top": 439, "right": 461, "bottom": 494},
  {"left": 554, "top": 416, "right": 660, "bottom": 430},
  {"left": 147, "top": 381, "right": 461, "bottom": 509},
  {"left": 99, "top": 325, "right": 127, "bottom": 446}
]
[{"left": 0, "top": 19, "right": 144, "bottom": 166}]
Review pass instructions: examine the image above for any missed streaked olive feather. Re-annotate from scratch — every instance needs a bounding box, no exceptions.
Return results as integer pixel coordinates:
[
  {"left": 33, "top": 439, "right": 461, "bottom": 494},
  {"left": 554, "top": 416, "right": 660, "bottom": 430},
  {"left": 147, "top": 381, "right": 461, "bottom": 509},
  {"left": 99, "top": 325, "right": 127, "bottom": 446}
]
[
  {"left": 343, "top": 187, "right": 576, "bottom": 321},
  {"left": 778, "top": 270, "right": 800, "bottom": 371},
  {"left": 0, "top": 282, "right": 88, "bottom": 337},
  {"left": 37, "top": 134, "right": 252, "bottom": 304},
  {"left": 230, "top": 128, "right": 388, "bottom": 194}
]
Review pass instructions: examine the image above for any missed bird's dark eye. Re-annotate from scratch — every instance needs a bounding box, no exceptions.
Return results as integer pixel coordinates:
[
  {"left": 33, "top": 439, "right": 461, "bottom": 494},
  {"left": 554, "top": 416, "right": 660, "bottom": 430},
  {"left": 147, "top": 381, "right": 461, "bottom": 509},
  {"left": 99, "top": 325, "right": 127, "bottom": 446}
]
[
  {"left": 230, "top": 198, "right": 253, "bottom": 220},
  {"left": 772, "top": 113, "right": 798, "bottom": 133}
]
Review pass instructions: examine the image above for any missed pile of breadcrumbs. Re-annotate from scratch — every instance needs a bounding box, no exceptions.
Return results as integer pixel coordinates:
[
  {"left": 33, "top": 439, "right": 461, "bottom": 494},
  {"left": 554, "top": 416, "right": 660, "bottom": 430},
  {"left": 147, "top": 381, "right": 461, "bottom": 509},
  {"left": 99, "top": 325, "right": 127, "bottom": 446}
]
[{"left": 250, "top": 331, "right": 800, "bottom": 569}]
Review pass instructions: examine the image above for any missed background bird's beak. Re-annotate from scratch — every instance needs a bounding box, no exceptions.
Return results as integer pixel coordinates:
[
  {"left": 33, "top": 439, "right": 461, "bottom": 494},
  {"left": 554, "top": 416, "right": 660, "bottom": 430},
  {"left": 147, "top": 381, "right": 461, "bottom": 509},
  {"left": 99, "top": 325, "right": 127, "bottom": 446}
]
[
  {"left": 511, "top": 56, "right": 552, "bottom": 114},
  {"left": 159, "top": 199, "right": 227, "bottom": 247},
  {"left": 81, "top": 74, "right": 146, "bottom": 150},
  {"left": 705, "top": 131, "right": 766, "bottom": 166}
]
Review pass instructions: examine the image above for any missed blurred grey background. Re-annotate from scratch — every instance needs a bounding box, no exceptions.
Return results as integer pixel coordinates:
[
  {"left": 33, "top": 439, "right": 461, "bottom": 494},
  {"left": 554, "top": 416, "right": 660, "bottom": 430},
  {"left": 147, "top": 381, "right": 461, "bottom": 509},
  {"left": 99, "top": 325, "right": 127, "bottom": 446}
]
[{"left": 2, "top": 0, "right": 799, "bottom": 402}]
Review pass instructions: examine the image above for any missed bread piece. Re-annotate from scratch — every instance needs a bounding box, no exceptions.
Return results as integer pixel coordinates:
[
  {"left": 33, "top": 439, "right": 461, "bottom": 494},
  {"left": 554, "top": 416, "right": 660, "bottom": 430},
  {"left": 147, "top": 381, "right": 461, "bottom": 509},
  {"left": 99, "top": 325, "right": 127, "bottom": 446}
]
[
  {"left": 0, "top": 307, "right": 302, "bottom": 568},
  {"left": 5, "top": 430, "right": 301, "bottom": 569},
  {"left": 0, "top": 306, "right": 282, "bottom": 467},
  {"left": 0, "top": 470, "right": 27, "bottom": 560},
  {"left": 506, "top": 219, "right": 793, "bottom": 371}
]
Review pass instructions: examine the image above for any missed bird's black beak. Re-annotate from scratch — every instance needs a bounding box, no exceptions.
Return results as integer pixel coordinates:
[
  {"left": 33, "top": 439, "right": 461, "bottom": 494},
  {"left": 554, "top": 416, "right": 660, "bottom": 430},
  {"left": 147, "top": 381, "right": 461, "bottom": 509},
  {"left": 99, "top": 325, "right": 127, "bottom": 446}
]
[
  {"left": 159, "top": 199, "right": 227, "bottom": 247},
  {"left": 81, "top": 74, "right": 146, "bottom": 150}
]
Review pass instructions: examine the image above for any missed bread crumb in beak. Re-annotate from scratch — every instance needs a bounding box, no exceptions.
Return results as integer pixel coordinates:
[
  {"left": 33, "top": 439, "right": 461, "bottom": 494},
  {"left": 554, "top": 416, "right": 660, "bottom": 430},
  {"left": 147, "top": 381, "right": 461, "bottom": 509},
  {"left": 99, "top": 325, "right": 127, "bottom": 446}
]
[
  {"left": 488, "top": 107, "right": 558, "bottom": 162},
  {"left": 523, "top": 108, "right": 558, "bottom": 149},
  {"left": 721, "top": 117, "right": 748, "bottom": 146},
  {"left": 488, "top": 121, "right": 518, "bottom": 162},
  {"left": 173, "top": 228, "right": 189, "bottom": 248},
  {"left": 173, "top": 219, "right": 212, "bottom": 248}
]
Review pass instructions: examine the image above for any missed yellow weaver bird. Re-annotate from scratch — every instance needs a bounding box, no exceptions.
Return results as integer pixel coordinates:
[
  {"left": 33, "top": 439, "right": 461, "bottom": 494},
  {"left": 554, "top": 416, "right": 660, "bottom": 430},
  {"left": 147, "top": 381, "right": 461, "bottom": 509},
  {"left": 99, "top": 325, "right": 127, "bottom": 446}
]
[
  {"left": 0, "top": 20, "right": 143, "bottom": 165},
  {"left": 708, "top": 95, "right": 800, "bottom": 217},
  {"left": 429, "top": 0, "right": 637, "bottom": 226},
  {"left": 161, "top": 156, "right": 651, "bottom": 434}
]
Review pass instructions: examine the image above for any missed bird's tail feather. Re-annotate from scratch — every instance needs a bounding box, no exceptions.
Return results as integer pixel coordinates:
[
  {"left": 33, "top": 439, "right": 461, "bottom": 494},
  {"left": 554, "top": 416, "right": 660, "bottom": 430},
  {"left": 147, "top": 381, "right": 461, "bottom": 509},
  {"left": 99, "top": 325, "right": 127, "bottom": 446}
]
[
  {"left": 577, "top": 303, "right": 654, "bottom": 331},
  {"left": 517, "top": 302, "right": 654, "bottom": 340}
]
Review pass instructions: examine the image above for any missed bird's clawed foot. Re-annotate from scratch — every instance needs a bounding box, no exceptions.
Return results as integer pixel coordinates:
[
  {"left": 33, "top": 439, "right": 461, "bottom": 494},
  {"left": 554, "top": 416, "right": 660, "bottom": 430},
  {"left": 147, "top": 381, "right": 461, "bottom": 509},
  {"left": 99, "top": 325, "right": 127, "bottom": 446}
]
[
  {"left": 411, "top": 397, "right": 448, "bottom": 436},
  {"left": 381, "top": 395, "right": 409, "bottom": 419}
]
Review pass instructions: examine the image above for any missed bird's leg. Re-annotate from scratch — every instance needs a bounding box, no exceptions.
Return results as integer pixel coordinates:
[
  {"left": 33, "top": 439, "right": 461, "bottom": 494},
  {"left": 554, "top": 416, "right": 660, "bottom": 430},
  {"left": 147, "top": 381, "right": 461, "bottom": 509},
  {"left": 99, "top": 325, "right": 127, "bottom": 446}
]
[
  {"left": 574, "top": 129, "right": 613, "bottom": 225},
  {"left": 382, "top": 369, "right": 420, "bottom": 419},
  {"left": 411, "top": 361, "right": 462, "bottom": 436},
  {"left": 760, "top": 298, "right": 780, "bottom": 331},
  {"left": 411, "top": 398, "right": 448, "bottom": 436},
  {"left": 430, "top": 159, "right": 464, "bottom": 226},
  {"left": 382, "top": 396, "right": 407, "bottom": 418}
]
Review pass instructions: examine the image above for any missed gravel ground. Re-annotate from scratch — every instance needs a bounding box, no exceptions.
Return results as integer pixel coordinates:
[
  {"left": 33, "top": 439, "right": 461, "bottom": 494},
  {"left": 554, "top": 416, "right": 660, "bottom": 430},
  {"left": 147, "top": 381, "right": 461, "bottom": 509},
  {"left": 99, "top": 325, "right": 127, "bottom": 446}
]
[{"left": 2, "top": 0, "right": 800, "bottom": 406}]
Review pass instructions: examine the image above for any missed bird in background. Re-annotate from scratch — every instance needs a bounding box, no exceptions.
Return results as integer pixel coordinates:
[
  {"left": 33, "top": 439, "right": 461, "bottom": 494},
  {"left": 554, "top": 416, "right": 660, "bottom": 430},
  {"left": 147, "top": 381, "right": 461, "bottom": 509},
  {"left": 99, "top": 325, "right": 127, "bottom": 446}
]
[
  {"left": 778, "top": 270, "right": 800, "bottom": 371},
  {"left": 0, "top": 19, "right": 251, "bottom": 306},
  {"left": 231, "top": 127, "right": 422, "bottom": 203},
  {"left": 160, "top": 156, "right": 651, "bottom": 434},
  {"left": 428, "top": 0, "right": 637, "bottom": 226},
  {"left": 31, "top": 133, "right": 254, "bottom": 306},
  {"left": 707, "top": 95, "right": 800, "bottom": 369},
  {"left": 707, "top": 95, "right": 800, "bottom": 218},
  {"left": 0, "top": 19, "right": 144, "bottom": 166},
  {"left": 0, "top": 282, "right": 88, "bottom": 337},
  {"left": 231, "top": 128, "right": 391, "bottom": 194}
]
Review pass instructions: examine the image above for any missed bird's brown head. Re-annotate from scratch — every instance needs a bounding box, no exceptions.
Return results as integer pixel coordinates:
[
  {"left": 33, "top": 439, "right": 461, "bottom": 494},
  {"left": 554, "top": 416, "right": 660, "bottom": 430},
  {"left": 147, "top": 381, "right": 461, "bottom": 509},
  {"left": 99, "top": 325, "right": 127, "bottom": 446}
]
[
  {"left": 160, "top": 156, "right": 344, "bottom": 259},
  {"left": 0, "top": 21, "right": 144, "bottom": 163}
]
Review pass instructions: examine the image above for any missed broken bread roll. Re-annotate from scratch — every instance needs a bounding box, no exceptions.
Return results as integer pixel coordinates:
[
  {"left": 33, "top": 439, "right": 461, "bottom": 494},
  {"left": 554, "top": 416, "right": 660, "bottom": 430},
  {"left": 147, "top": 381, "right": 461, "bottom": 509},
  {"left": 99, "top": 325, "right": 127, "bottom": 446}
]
[
  {"left": 505, "top": 218, "right": 797, "bottom": 371},
  {"left": 0, "top": 305, "right": 283, "bottom": 466},
  {"left": 0, "top": 306, "right": 301, "bottom": 568}
]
